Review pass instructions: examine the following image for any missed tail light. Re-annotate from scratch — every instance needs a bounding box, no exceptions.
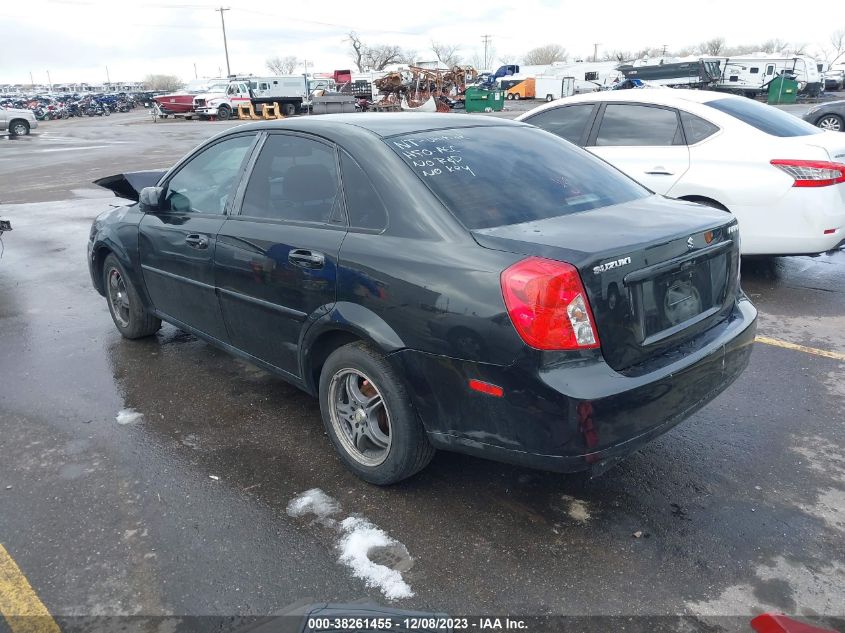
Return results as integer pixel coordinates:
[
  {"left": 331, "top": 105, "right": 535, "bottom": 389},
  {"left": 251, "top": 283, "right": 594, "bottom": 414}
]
[
  {"left": 501, "top": 257, "right": 600, "bottom": 350},
  {"left": 770, "top": 159, "right": 845, "bottom": 187}
]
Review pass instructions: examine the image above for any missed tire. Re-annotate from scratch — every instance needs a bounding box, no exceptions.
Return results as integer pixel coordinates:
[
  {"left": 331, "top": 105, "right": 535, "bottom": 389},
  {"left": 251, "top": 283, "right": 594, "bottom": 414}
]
[
  {"left": 9, "top": 120, "right": 30, "bottom": 136},
  {"left": 545, "top": 94, "right": 554, "bottom": 102},
  {"left": 102, "top": 254, "right": 161, "bottom": 339},
  {"left": 319, "top": 342, "right": 435, "bottom": 485},
  {"left": 506, "top": 93, "right": 513, "bottom": 100},
  {"left": 513, "top": 93, "right": 520, "bottom": 100},
  {"left": 217, "top": 105, "right": 231, "bottom": 121},
  {"left": 817, "top": 114, "right": 844, "bottom": 132},
  {"left": 283, "top": 103, "right": 297, "bottom": 117}
]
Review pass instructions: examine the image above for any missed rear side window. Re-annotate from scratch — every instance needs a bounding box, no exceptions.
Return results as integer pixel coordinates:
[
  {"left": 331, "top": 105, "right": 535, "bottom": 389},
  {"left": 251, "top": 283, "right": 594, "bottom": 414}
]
[
  {"left": 340, "top": 151, "right": 388, "bottom": 231},
  {"left": 705, "top": 98, "right": 822, "bottom": 137},
  {"left": 680, "top": 111, "right": 719, "bottom": 144},
  {"left": 240, "top": 134, "right": 342, "bottom": 223},
  {"left": 524, "top": 104, "right": 595, "bottom": 144},
  {"left": 595, "top": 104, "right": 683, "bottom": 146},
  {"left": 387, "top": 126, "right": 649, "bottom": 230}
]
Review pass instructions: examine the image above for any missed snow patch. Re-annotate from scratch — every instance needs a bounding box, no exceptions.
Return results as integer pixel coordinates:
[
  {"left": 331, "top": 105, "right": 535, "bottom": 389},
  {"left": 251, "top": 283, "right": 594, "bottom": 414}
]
[
  {"left": 561, "top": 495, "right": 591, "bottom": 522},
  {"left": 287, "top": 488, "right": 341, "bottom": 521},
  {"left": 338, "top": 517, "right": 414, "bottom": 600},
  {"left": 116, "top": 408, "right": 143, "bottom": 425},
  {"left": 286, "top": 488, "right": 414, "bottom": 600}
]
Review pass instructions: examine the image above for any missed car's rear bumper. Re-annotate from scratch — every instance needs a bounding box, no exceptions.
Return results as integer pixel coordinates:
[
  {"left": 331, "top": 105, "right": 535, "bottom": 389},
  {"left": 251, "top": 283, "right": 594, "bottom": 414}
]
[{"left": 392, "top": 298, "right": 757, "bottom": 474}]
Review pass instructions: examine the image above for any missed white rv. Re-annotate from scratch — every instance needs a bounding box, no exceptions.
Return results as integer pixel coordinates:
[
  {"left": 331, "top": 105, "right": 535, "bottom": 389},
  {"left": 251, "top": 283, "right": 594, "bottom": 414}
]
[
  {"left": 704, "top": 55, "right": 822, "bottom": 96},
  {"left": 546, "top": 61, "right": 624, "bottom": 93}
]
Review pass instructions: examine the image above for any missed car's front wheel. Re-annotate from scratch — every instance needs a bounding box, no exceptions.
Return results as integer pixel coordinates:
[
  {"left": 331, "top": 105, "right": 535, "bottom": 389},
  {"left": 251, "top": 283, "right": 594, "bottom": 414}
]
[
  {"left": 817, "top": 114, "right": 844, "bottom": 132},
  {"left": 319, "top": 342, "right": 435, "bottom": 485},
  {"left": 9, "top": 120, "right": 30, "bottom": 136},
  {"left": 102, "top": 254, "right": 161, "bottom": 339},
  {"left": 217, "top": 105, "right": 231, "bottom": 121}
]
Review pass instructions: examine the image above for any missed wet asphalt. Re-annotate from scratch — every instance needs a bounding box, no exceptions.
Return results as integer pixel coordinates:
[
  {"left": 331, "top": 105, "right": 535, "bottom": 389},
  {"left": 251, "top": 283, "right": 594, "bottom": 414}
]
[{"left": 0, "top": 107, "right": 843, "bottom": 626}]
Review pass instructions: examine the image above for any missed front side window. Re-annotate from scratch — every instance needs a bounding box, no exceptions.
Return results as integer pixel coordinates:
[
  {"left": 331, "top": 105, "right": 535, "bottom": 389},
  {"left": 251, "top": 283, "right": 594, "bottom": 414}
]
[
  {"left": 163, "top": 134, "right": 255, "bottom": 214},
  {"left": 595, "top": 104, "right": 683, "bottom": 146},
  {"left": 388, "top": 126, "right": 649, "bottom": 230},
  {"left": 705, "top": 98, "right": 822, "bottom": 137},
  {"left": 524, "top": 104, "right": 596, "bottom": 145},
  {"left": 241, "top": 134, "right": 342, "bottom": 224}
]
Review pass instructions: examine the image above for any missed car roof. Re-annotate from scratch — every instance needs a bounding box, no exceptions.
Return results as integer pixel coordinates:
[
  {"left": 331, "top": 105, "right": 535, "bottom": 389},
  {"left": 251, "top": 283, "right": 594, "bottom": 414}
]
[
  {"left": 516, "top": 88, "right": 743, "bottom": 121},
  {"left": 232, "top": 113, "right": 523, "bottom": 139}
]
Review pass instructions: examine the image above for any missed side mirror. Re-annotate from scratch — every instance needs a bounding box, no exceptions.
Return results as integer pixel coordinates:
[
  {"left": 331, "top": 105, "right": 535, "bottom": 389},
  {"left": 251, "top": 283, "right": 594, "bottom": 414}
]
[{"left": 139, "top": 186, "right": 163, "bottom": 212}]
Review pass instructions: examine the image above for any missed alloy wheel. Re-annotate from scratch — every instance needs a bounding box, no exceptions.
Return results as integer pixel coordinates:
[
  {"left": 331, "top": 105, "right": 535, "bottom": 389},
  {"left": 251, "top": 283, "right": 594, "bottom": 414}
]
[
  {"left": 328, "top": 368, "right": 391, "bottom": 466},
  {"left": 818, "top": 116, "right": 842, "bottom": 132},
  {"left": 107, "top": 268, "right": 131, "bottom": 328}
]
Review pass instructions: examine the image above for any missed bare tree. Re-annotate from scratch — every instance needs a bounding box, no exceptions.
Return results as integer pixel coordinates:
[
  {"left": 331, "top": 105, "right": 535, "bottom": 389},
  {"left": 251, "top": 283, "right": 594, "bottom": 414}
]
[
  {"left": 266, "top": 55, "right": 298, "bottom": 74},
  {"left": 364, "top": 44, "right": 404, "bottom": 70},
  {"left": 761, "top": 38, "right": 787, "bottom": 54},
  {"left": 347, "top": 32, "right": 366, "bottom": 72},
  {"left": 787, "top": 42, "right": 807, "bottom": 55},
  {"left": 603, "top": 50, "right": 633, "bottom": 63},
  {"left": 400, "top": 49, "right": 418, "bottom": 65},
  {"left": 820, "top": 28, "right": 845, "bottom": 65},
  {"left": 431, "top": 41, "right": 462, "bottom": 67},
  {"left": 523, "top": 44, "right": 568, "bottom": 65},
  {"left": 347, "top": 32, "right": 408, "bottom": 71},
  {"left": 701, "top": 37, "right": 725, "bottom": 56},
  {"left": 143, "top": 74, "right": 183, "bottom": 91}
]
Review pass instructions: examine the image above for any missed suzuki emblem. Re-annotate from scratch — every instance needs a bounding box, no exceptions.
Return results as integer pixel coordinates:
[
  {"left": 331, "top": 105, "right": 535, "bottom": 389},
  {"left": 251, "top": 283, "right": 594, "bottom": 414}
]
[{"left": 687, "top": 236, "right": 695, "bottom": 249}]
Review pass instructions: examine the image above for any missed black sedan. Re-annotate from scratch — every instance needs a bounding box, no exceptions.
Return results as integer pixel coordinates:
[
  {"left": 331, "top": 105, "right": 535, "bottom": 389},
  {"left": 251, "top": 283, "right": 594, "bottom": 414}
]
[
  {"left": 803, "top": 100, "right": 845, "bottom": 132},
  {"left": 88, "top": 114, "right": 757, "bottom": 484}
]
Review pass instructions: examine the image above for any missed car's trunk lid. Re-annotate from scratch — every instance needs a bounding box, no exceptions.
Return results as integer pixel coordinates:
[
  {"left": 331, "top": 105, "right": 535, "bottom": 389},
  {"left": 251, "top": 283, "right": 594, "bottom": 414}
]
[{"left": 472, "top": 195, "right": 741, "bottom": 371}]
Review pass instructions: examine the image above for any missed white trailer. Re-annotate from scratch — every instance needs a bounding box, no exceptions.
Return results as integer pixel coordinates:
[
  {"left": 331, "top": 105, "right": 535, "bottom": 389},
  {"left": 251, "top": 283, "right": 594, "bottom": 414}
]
[
  {"left": 547, "top": 61, "right": 623, "bottom": 93},
  {"left": 534, "top": 76, "right": 576, "bottom": 102},
  {"left": 704, "top": 55, "right": 822, "bottom": 97}
]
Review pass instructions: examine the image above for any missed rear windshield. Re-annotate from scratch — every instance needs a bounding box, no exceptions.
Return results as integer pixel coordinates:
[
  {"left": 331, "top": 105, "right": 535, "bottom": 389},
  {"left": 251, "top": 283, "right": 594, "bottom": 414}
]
[
  {"left": 704, "top": 98, "right": 822, "bottom": 137},
  {"left": 387, "top": 126, "right": 649, "bottom": 230}
]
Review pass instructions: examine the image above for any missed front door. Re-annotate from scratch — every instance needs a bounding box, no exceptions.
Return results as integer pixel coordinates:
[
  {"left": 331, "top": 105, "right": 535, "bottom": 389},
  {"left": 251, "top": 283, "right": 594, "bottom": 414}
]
[
  {"left": 139, "top": 133, "right": 257, "bottom": 340},
  {"left": 586, "top": 103, "right": 690, "bottom": 194},
  {"left": 215, "top": 133, "right": 347, "bottom": 377}
]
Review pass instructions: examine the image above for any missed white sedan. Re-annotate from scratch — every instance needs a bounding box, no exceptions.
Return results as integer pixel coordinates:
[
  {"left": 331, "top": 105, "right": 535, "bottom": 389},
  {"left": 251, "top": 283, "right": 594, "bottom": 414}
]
[{"left": 516, "top": 89, "right": 845, "bottom": 256}]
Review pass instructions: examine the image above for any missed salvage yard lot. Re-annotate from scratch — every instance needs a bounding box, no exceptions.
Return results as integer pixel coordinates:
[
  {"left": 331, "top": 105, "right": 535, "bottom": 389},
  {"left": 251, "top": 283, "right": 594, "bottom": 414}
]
[{"left": 0, "top": 109, "right": 843, "bottom": 624}]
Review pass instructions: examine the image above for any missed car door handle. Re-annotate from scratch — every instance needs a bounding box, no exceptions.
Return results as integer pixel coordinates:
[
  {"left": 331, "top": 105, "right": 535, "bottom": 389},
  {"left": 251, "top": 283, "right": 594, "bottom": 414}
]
[
  {"left": 288, "top": 249, "right": 325, "bottom": 269},
  {"left": 185, "top": 234, "right": 209, "bottom": 249},
  {"left": 645, "top": 166, "right": 675, "bottom": 175}
]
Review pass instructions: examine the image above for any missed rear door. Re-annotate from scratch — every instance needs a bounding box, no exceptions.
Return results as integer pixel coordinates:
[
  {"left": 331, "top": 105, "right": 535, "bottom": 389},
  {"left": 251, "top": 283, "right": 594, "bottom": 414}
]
[
  {"left": 138, "top": 132, "right": 257, "bottom": 340},
  {"left": 586, "top": 103, "right": 690, "bottom": 193},
  {"left": 214, "top": 132, "right": 347, "bottom": 377}
]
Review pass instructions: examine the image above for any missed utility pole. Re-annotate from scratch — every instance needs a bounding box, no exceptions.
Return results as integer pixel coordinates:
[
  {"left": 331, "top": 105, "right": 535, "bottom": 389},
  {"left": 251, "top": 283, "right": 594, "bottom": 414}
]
[
  {"left": 194, "top": 63, "right": 198, "bottom": 79},
  {"left": 661, "top": 44, "right": 668, "bottom": 57},
  {"left": 46, "top": 70, "right": 52, "bottom": 92},
  {"left": 29, "top": 71, "right": 34, "bottom": 88},
  {"left": 481, "top": 34, "right": 492, "bottom": 70},
  {"left": 592, "top": 43, "right": 601, "bottom": 62},
  {"left": 216, "top": 7, "right": 231, "bottom": 76},
  {"left": 105, "top": 66, "right": 111, "bottom": 89}
]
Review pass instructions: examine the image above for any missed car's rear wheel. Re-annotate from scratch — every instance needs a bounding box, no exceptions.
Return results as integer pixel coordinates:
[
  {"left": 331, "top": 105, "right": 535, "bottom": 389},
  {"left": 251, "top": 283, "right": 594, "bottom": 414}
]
[
  {"left": 817, "top": 114, "right": 844, "bottom": 132},
  {"left": 9, "top": 120, "right": 30, "bottom": 136},
  {"left": 319, "top": 342, "right": 434, "bottom": 485},
  {"left": 102, "top": 254, "right": 161, "bottom": 339}
]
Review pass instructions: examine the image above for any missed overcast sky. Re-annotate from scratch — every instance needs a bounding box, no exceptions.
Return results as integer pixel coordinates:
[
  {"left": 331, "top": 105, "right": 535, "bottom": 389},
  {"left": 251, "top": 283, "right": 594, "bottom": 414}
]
[{"left": 0, "top": 0, "right": 839, "bottom": 85}]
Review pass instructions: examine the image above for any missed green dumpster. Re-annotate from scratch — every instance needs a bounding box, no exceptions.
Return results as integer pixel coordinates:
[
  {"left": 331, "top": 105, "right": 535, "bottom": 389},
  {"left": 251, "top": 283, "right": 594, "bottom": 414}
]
[
  {"left": 464, "top": 86, "right": 505, "bottom": 113},
  {"left": 767, "top": 75, "right": 798, "bottom": 104}
]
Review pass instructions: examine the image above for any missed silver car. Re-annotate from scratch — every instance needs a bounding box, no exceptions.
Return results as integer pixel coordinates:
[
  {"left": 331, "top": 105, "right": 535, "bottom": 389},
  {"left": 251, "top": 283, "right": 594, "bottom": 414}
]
[{"left": 0, "top": 107, "right": 38, "bottom": 136}]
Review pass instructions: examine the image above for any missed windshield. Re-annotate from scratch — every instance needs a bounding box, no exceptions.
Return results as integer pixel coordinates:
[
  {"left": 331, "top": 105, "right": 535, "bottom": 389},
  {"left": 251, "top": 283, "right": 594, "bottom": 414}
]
[
  {"left": 387, "top": 126, "right": 650, "bottom": 230},
  {"left": 206, "top": 83, "right": 228, "bottom": 92},
  {"left": 705, "top": 97, "right": 822, "bottom": 137}
]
